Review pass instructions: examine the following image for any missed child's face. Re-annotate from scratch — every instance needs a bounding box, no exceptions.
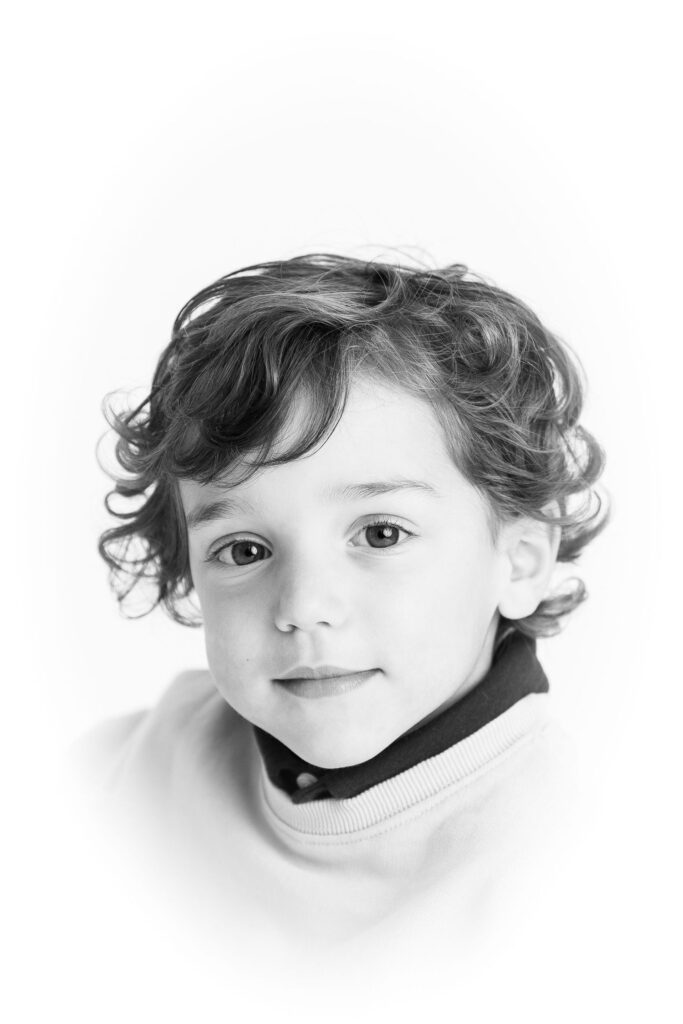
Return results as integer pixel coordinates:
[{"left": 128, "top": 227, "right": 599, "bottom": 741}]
[{"left": 180, "top": 380, "right": 512, "bottom": 769}]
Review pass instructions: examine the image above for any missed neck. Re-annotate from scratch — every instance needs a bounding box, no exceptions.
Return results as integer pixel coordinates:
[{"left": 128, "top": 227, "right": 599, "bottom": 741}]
[{"left": 402, "top": 614, "right": 500, "bottom": 736}]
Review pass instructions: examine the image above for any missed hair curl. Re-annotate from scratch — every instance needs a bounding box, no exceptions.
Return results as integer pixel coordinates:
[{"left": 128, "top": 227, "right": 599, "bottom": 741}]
[{"left": 98, "top": 252, "right": 609, "bottom": 637}]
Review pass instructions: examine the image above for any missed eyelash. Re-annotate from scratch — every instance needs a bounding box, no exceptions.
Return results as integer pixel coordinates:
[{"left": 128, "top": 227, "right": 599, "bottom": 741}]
[{"left": 205, "top": 517, "right": 415, "bottom": 567}]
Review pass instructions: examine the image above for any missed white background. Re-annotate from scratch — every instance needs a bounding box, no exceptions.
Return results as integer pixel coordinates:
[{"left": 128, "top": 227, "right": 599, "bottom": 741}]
[{"left": 3, "top": 1, "right": 681, "bottom": 1019}]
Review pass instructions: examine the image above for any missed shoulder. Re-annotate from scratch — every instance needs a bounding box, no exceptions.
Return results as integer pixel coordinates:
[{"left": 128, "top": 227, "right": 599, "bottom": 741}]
[
  {"left": 66, "top": 669, "right": 224, "bottom": 795},
  {"left": 68, "top": 708, "right": 147, "bottom": 780},
  {"left": 481, "top": 695, "right": 579, "bottom": 809},
  {"left": 463, "top": 697, "right": 581, "bottom": 875}
]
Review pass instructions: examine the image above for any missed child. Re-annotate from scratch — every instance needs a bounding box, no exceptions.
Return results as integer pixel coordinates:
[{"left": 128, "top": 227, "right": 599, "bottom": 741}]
[{"left": 77, "top": 253, "right": 608, "bottom": 949}]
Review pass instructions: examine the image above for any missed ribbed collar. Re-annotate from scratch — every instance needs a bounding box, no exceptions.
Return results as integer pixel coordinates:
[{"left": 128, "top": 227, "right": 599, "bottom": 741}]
[{"left": 253, "top": 626, "right": 548, "bottom": 804}]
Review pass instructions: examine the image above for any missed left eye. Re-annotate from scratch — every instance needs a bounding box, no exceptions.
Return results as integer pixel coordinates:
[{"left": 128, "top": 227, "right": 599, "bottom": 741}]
[{"left": 355, "top": 521, "right": 412, "bottom": 549}]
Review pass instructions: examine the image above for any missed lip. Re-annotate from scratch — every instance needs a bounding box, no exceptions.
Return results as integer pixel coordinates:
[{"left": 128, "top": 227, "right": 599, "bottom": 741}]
[
  {"left": 276, "top": 664, "right": 372, "bottom": 681},
  {"left": 273, "top": 668, "right": 379, "bottom": 700}
]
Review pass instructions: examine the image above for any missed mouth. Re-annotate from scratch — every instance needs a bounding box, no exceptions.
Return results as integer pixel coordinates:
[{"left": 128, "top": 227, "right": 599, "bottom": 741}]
[
  {"left": 273, "top": 667, "right": 379, "bottom": 700},
  {"left": 276, "top": 664, "right": 374, "bottom": 681}
]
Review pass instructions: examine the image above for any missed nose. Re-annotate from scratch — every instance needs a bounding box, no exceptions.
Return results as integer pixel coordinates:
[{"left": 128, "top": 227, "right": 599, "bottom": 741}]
[{"left": 272, "top": 553, "right": 347, "bottom": 634}]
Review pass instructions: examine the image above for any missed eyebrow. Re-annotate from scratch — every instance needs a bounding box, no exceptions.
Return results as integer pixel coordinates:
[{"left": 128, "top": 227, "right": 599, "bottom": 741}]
[{"left": 185, "top": 478, "right": 440, "bottom": 531}]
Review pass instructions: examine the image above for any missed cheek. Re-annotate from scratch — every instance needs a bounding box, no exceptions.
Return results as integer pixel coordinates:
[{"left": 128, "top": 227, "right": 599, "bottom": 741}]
[
  {"left": 379, "top": 543, "right": 502, "bottom": 648},
  {"left": 200, "top": 586, "right": 267, "bottom": 683}
]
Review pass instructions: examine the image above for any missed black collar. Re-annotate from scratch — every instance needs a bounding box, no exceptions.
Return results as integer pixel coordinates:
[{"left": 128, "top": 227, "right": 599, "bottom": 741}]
[{"left": 253, "top": 627, "right": 548, "bottom": 804}]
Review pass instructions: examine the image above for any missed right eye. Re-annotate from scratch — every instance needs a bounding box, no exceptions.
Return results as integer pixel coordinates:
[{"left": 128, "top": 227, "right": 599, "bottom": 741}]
[{"left": 210, "top": 540, "right": 272, "bottom": 567}]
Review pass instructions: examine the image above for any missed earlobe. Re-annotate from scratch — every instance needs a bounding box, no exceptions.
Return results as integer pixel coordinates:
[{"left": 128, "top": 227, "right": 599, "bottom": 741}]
[{"left": 497, "top": 516, "right": 561, "bottom": 621}]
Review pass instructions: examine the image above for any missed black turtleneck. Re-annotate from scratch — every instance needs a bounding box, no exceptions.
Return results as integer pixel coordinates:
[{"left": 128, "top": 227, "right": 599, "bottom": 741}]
[{"left": 253, "top": 626, "right": 548, "bottom": 804}]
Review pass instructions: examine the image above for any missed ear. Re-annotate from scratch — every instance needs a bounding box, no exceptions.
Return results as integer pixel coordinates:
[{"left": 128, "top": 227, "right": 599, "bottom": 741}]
[{"left": 497, "top": 512, "right": 561, "bottom": 621}]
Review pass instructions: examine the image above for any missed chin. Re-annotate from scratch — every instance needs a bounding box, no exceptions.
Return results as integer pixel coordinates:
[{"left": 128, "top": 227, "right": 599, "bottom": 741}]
[{"left": 286, "top": 728, "right": 395, "bottom": 770}]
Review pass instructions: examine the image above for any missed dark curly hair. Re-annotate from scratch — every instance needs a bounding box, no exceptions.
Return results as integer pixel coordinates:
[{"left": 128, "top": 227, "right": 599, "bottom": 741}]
[{"left": 97, "top": 252, "right": 609, "bottom": 637}]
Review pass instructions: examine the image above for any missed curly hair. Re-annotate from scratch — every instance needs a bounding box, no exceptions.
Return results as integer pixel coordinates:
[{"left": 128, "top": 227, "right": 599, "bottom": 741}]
[{"left": 97, "top": 252, "right": 609, "bottom": 637}]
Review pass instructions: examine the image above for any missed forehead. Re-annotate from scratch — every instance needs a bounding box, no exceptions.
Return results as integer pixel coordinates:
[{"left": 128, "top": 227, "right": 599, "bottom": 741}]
[{"left": 178, "top": 381, "right": 460, "bottom": 512}]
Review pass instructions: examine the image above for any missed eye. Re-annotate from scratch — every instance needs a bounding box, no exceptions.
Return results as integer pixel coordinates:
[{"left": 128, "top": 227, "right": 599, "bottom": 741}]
[
  {"left": 353, "top": 518, "right": 414, "bottom": 549},
  {"left": 211, "top": 539, "right": 272, "bottom": 566}
]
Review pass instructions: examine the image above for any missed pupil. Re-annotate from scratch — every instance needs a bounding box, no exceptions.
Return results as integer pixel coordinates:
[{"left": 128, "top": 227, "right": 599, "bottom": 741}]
[
  {"left": 234, "top": 541, "right": 262, "bottom": 565},
  {"left": 369, "top": 525, "right": 398, "bottom": 547}
]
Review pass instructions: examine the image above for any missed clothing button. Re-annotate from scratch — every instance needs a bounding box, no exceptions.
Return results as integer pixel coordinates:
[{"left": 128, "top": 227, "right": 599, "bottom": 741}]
[{"left": 296, "top": 772, "right": 318, "bottom": 789}]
